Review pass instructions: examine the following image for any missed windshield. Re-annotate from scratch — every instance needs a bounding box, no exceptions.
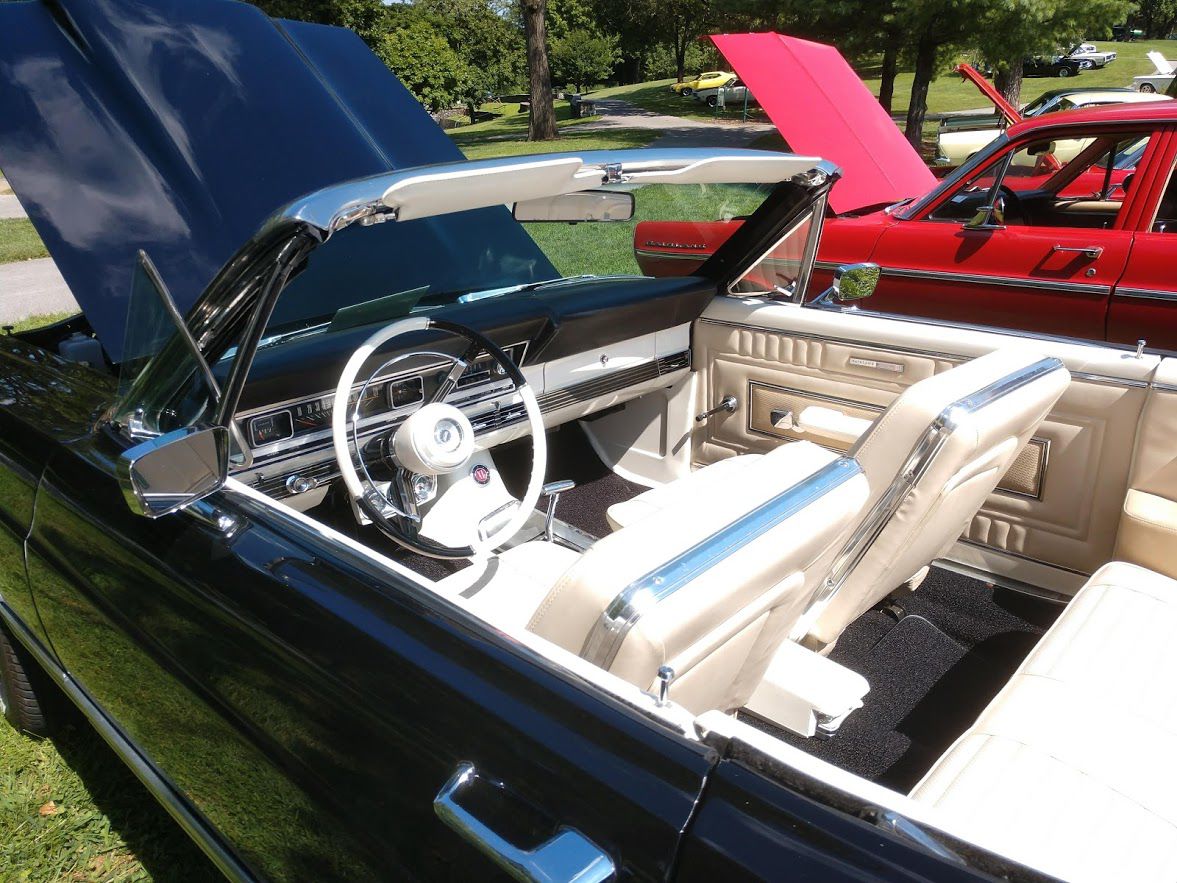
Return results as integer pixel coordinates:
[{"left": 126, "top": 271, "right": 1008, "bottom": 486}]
[{"left": 261, "top": 180, "right": 773, "bottom": 341}]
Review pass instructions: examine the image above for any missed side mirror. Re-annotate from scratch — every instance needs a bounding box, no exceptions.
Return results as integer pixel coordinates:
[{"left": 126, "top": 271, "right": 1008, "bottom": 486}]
[
  {"left": 810, "top": 263, "right": 880, "bottom": 308},
  {"left": 513, "top": 190, "right": 635, "bottom": 223},
  {"left": 118, "top": 425, "right": 229, "bottom": 518},
  {"left": 964, "top": 193, "right": 1006, "bottom": 230}
]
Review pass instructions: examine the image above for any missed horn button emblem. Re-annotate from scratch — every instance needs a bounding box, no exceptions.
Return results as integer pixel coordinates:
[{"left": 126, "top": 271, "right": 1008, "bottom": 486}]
[{"left": 471, "top": 464, "right": 491, "bottom": 486}]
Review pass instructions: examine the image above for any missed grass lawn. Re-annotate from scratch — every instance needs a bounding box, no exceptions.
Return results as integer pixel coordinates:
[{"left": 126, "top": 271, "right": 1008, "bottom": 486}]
[
  {"left": 589, "top": 78, "right": 769, "bottom": 123},
  {"left": 8, "top": 312, "right": 76, "bottom": 333},
  {"left": 455, "top": 128, "right": 654, "bottom": 159},
  {"left": 0, "top": 218, "right": 48, "bottom": 264},
  {"left": 0, "top": 716, "right": 218, "bottom": 881}
]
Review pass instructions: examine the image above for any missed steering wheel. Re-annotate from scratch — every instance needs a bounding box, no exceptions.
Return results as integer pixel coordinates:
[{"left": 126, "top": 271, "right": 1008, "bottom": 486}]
[{"left": 331, "top": 316, "right": 546, "bottom": 560}]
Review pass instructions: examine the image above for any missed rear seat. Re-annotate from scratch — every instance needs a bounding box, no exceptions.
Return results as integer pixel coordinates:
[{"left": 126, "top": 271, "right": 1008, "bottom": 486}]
[{"left": 910, "top": 562, "right": 1177, "bottom": 883}]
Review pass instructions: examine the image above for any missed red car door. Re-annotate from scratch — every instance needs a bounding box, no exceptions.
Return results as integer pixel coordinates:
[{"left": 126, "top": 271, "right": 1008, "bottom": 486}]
[
  {"left": 865, "top": 127, "right": 1162, "bottom": 341},
  {"left": 1107, "top": 128, "right": 1177, "bottom": 350}
]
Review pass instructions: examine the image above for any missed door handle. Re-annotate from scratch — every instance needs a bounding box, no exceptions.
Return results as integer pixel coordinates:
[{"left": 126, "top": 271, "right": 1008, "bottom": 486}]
[
  {"left": 434, "top": 763, "right": 615, "bottom": 883},
  {"left": 1052, "top": 244, "right": 1103, "bottom": 259}
]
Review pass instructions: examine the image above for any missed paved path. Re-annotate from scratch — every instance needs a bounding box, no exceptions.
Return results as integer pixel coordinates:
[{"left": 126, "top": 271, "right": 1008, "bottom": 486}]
[
  {"left": 0, "top": 258, "right": 78, "bottom": 324},
  {"left": 577, "top": 98, "right": 775, "bottom": 149},
  {"left": 0, "top": 195, "right": 27, "bottom": 220}
]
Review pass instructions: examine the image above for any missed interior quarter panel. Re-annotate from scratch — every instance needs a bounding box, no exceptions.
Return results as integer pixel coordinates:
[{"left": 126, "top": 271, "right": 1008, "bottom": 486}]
[
  {"left": 23, "top": 434, "right": 714, "bottom": 880},
  {"left": 691, "top": 298, "right": 1158, "bottom": 591}
]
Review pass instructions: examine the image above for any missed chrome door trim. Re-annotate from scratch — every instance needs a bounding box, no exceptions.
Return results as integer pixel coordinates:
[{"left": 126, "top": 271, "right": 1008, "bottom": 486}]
[
  {"left": 580, "top": 457, "right": 863, "bottom": 669},
  {"left": 880, "top": 265, "right": 1110, "bottom": 298},
  {"left": 695, "top": 318, "right": 1153, "bottom": 388},
  {"left": 1114, "top": 287, "right": 1177, "bottom": 301},
  {"left": 806, "top": 357, "right": 1066, "bottom": 618},
  {"left": 954, "top": 538, "right": 1092, "bottom": 578},
  {"left": 0, "top": 601, "right": 252, "bottom": 882}
]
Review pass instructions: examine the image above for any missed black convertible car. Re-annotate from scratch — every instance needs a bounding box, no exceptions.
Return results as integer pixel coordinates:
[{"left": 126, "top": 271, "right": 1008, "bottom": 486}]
[{"left": 2, "top": 2, "right": 1176, "bottom": 882}]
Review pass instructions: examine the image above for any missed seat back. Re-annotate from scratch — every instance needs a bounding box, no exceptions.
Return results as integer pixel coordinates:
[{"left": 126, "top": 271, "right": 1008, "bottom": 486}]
[
  {"left": 527, "top": 442, "right": 869, "bottom": 713},
  {"left": 801, "top": 349, "right": 1070, "bottom": 649}
]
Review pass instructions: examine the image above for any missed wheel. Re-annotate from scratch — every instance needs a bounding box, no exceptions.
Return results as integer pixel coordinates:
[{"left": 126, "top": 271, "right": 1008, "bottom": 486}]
[
  {"left": 0, "top": 623, "right": 53, "bottom": 737},
  {"left": 1140, "top": 83, "right": 1157, "bottom": 93},
  {"left": 1057, "top": 67, "right": 1071, "bottom": 77},
  {"left": 706, "top": 95, "right": 717, "bottom": 107},
  {"left": 680, "top": 87, "right": 693, "bottom": 97}
]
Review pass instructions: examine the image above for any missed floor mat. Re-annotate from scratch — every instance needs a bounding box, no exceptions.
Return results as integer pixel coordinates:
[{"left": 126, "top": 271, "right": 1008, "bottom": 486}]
[{"left": 748, "top": 567, "right": 1062, "bottom": 792}]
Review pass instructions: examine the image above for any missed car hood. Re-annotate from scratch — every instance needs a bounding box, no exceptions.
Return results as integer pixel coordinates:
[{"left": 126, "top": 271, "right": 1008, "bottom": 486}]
[
  {"left": 0, "top": 0, "right": 553, "bottom": 363},
  {"left": 711, "top": 33, "right": 937, "bottom": 214}
]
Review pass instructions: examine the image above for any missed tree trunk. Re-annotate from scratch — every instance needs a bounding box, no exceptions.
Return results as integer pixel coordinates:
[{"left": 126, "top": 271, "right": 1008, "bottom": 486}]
[
  {"left": 995, "top": 57, "right": 1024, "bottom": 108},
  {"left": 522, "top": 0, "right": 557, "bottom": 141},
  {"left": 904, "top": 34, "right": 937, "bottom": 150},
  {"left": 878, "top": 41, "right": 899, "bottom": 114}
]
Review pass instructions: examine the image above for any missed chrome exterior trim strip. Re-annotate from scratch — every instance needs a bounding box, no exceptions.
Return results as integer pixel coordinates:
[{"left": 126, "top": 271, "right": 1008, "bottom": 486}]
[
  {"left": 880, "top": 265, "right": 1109, "bottom": 297},
  {"left": 696, "top": 318, "right": 1152, "bottom": 388},
  {"left": 1115, "top": 287, "right": 1177, "bottom": 302},
  {"left": 807, "top": 357, "right": 1065, "bottom": 618},
  {"left": 0, "top": 601, "right": 252, "bottom": 882},
  {"left": 579, "top": 457, "right": 863, "bottom": 669}
]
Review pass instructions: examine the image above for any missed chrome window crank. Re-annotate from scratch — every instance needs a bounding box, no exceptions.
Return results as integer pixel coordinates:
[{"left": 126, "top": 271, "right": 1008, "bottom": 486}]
[
  {"left": 434, "top": 763, "right": 616, "bottom": 882},
  {"left": 695, "top": 394, "right": 737, "bottom": 423}
]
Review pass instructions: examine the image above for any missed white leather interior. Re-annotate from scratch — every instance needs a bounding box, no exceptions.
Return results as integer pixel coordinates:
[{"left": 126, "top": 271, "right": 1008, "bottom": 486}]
[
  {"left": 805, "top": 349, "right": 1070, "bottom": 647},
  {"left": 911, "top": 562, "right": 1177, "bottom": 883},
  {"left": 692, "top": 298, "right": 1155, "bottom": 590},
  {"left": 442, "top": 441, "right": 869, "bottom": 713}
]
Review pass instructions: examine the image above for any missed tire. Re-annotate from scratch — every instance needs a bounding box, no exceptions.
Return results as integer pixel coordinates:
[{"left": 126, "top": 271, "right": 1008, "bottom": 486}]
[
  {"left": 1140, "top": 83, "right": 1157, "bottom": 93},
  {"left": 680, "top": 87, "right": 693, "bottom": 97},
  {"left": 706, "top": 95, "right": 717, "bottom": 107},
  {"left": 1057, "top": 67, "right": 1071, "bottom": 77},
  {"left": 0, "top": 622, "right": 54, "bottom": 737}
]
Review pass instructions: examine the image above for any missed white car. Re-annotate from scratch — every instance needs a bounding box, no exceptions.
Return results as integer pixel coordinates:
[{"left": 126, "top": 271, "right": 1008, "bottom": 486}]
[
  {"left": 937, "top": 88, "right": 1170, "bottom": 166},
  {"left": 1134, "top": 50, "right": 1175, "bottom": 93},
  {"left": 1067, "top": 43, "right": 1116, "bottom": 69}
]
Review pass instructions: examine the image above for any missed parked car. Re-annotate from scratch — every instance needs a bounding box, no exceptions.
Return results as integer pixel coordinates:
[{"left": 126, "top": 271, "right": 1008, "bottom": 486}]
[
  {"left": 935, "top": 64, "right": 1170, "bottom": 166},
  {"left": 1134, "top": 50, "right": 1176, "bottom": 93},
  {"left": 1067, "top": 43, "right": 1117, "bottom": 69},
  {"left": 693, "top": 77, "right": 758, "bottom": 108},
  {"left": 641, "top": 34, "right": 1177, "bottom": 351},
  {"left": 8, "top": 9, "right": 1177, "bottom": 883},
  {"left": 669, "top": 70, "right": 734, "bottom": 96},
  {"left": 1023, "top": 55, "right": 1084, "bottom": 77}
]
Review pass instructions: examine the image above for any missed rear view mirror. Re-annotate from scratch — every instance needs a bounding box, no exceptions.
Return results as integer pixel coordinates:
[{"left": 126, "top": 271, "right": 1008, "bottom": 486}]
[
  {"left": 513, "top": 190, "right": 635, "bottom": 223},
  {"left": 119, "top": 425, "right": 229, "bottom": 518}
]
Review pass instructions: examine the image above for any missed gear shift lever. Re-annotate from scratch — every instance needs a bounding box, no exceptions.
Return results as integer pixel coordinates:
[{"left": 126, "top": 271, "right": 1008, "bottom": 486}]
[{"left": 540, "top": 480, "right": 576, "bottom": 542}]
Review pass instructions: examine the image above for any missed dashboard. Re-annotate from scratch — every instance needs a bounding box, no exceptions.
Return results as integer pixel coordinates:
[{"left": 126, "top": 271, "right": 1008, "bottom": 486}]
[{"left": 228, "top": 275, "right": 715, "bottom": 507}]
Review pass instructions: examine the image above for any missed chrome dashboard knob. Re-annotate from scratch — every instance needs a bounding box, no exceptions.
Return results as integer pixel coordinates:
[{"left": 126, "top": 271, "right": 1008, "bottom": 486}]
[{"left": 286, "top": 474, "right": 317, "bottom": 495}]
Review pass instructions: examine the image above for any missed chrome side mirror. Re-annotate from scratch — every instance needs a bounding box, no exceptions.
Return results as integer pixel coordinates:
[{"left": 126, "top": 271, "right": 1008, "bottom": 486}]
[
  {"left": 811, "top": 262, "right": 880, "bottom": 308},
  {"left": 964, "top": 193, "right": 1005, "bottom": 230},
  {"left": 118, "top": 425, "right": 229, "bottom": 518}
]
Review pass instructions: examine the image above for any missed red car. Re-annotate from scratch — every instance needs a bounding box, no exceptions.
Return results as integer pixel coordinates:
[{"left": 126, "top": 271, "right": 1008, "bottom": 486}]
[{"left": 636, "top": 34, "right": 1177, "bottom": 351}]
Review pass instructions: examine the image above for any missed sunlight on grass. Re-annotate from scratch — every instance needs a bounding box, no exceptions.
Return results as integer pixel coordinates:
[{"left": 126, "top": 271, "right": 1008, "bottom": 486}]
[
  {"left": 9, "top": 312, "right": 76, "bottom": 333},
  {"left": 0, "top": 218, "right": 48, "bottom": 265}
]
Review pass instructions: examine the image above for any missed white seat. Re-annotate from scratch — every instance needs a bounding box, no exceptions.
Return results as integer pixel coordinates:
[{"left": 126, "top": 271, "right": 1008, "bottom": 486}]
[
  {"left": 611, "top": 349, "right": 1070, "bottom": 651},
  {"left": 911, "top": 562, "right": 1177, "bottom": 883},
  {"left": 440, "top": 441, "right": 869, "bottom": 713}
]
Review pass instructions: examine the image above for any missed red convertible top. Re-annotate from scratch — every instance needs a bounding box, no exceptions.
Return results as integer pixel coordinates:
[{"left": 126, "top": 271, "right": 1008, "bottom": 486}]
[{"left": 711, "top": 32, "right": 937, "bottom": 214}]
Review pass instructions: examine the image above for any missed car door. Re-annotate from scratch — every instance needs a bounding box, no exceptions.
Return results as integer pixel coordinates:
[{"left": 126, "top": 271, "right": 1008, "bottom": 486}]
[
  {"left": 866, "top": 126, "right": 1162, "bottom": 343},
  {"left": 692, "top": 294, "right": 1155, "bottom": 597},
  {"left": 1107, "top": 128, "right": 1177, "bottom": 350},
  {"left": 24, "top": 429, "right": 715, "bottom": 881}
]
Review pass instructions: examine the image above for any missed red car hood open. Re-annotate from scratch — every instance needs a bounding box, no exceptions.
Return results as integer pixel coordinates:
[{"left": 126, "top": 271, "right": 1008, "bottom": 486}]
[{"left": 711, "top": 33, "right": 936, "bottom": 214}]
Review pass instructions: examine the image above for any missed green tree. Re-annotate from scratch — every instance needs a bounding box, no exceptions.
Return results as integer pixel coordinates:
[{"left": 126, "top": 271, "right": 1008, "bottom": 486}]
[
  {"left": 550, "top": 27, "right": 621, "bottom": 91},
  {"left": 374, "top": 18, "right": 475, "bottom": 113}
]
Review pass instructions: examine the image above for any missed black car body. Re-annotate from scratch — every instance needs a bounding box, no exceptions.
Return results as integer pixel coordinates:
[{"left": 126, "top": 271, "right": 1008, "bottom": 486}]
[
  {"left": 0, "top": 3, "right": 1162, "bottom": 883},
  {"left": 1022, "top": 55, "right": 1084, "bottom": 78}
]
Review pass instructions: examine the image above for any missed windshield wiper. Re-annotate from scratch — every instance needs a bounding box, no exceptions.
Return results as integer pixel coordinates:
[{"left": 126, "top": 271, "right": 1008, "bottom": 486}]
[{"left": 457, "top": 274, "right": 646, "bottom": 304}]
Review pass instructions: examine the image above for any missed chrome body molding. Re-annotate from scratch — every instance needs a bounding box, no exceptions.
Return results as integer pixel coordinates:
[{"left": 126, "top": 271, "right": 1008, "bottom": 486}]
[
  {"left": 807, "top": 358, "right": 1066, "bottom": 617},
  {"left": 695, "top": 318, "right": 1153, "bottom": 388},
  {"left": 0, "top": 600, "right": 252, "bottom": 882},
  {"left": 880, "top": 265, "right": 1110, "bottom": 298},
  {"left": 1114, "top": 287, "right": 1177, "bottom": 302},
  {"left": 579, "top": 457, "right": 864, "bottom": 669}
]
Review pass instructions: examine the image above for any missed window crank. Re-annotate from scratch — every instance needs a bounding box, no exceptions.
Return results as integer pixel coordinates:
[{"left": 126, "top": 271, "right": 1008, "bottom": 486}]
[{"left": 695, "top": 394, "right": 737, "bottom": 422}]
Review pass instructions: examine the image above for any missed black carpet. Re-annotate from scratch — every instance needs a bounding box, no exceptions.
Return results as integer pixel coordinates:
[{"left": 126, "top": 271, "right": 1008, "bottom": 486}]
[{"left": 744, "top": 567, "right": 1062, "bottom": 792}]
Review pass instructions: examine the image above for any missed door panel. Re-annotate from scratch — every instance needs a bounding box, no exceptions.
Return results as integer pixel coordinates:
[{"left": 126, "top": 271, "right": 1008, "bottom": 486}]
[
  {"left": 692, "top": 299, "right": 1155, "bottom": 589},
  {"left": 1108, "top": 233, "right": 1177, "bottom": 351}
]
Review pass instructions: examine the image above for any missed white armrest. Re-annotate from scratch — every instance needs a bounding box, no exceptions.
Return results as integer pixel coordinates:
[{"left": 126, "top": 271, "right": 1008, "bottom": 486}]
[
  {"left": 796, "top": 406, "right": 873, "bottom": 446},
  {"left": 744, "top": 640, "right": 869, "bottom": 738}
]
